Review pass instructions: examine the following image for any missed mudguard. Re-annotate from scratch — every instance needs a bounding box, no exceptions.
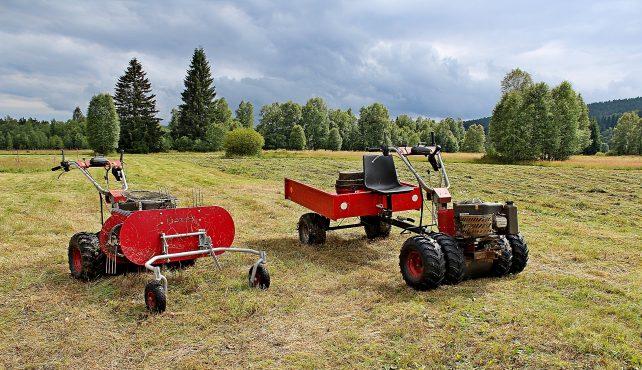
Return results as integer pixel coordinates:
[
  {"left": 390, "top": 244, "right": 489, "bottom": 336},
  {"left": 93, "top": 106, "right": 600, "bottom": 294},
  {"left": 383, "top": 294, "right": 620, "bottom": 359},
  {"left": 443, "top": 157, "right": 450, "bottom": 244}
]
[{"left": 118, "top": 206, "right": 235, "bottom": 266}]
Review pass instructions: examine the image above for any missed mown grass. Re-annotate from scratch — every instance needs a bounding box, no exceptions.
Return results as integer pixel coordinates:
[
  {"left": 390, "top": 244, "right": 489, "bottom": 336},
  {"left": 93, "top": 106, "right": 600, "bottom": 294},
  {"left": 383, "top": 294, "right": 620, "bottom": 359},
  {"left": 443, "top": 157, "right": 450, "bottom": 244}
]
[{"left": 0, "top": 150, "right": 640, "bottom": 368}]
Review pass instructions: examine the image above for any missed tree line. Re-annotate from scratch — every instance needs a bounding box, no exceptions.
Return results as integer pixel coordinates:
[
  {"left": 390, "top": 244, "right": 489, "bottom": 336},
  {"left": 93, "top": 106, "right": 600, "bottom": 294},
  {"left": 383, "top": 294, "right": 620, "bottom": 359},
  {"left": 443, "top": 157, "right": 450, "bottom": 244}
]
[{"left": 1, "top": 47, "right": 489, "bottom": 154}]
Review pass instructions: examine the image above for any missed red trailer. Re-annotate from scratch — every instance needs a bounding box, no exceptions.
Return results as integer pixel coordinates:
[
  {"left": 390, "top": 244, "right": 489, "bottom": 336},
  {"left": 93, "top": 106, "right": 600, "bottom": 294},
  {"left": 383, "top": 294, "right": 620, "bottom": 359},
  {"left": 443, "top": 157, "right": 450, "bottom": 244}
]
[{"left": 285, "top": 137, "right": 528, "bottom": 290}]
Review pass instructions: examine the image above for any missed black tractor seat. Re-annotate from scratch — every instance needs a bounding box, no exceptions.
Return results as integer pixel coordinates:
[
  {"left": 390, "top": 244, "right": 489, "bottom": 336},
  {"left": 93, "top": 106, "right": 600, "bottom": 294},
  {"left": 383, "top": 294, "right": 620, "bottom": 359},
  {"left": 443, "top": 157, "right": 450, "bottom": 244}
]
[{"left": 363, "top": 154, "right": 414, "bottom": 194}]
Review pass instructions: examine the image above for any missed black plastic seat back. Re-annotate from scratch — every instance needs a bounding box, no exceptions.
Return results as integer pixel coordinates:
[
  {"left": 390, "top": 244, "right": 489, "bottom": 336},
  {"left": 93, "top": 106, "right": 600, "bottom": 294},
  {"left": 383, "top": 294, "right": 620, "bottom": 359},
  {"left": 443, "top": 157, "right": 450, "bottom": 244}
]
[{"left": 363, "top": 155, "right": 414, "bottom": 194}]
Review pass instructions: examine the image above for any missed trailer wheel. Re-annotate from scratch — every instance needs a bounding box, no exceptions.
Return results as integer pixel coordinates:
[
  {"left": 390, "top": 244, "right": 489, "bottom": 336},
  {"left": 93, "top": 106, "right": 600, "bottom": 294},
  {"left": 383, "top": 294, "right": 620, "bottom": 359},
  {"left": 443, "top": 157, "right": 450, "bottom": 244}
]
[
  {"left": 68, "top": 232, "right": 105, "bottom": 281},
  {"left": 432, "top": 233, "right": 465, "bottom": 284},
  {"left": 144, "top": 280, "right": 166, "bottom": 314},
  {"left": 506, "top": 234, "right": 528, "bottom": 274},
  {"left": 399, "top": 236, "right": 445, "bottom": 290},
  {"left": 298, "top": 213, "right": 329, "bottom": 245},
  {"left": 491, "top": 237, "right": 512, "bottom": 277},
  {"left": 248, "top": 264, "right": 270, "bottom": 290},
  {"left": 361, "top": 216, "right": 392, "bottom": 239}
]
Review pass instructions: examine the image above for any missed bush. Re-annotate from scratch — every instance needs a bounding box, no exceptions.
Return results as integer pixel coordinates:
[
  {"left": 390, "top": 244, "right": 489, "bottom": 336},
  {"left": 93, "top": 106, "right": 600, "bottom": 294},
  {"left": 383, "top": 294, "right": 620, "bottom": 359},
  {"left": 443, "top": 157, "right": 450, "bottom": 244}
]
[
  {"left": 86, "top": 93, "right": 120, "bottom": 154},
  {"left": 224, "top": 128, "right": 264, "bottom": 156},
  {"left": 174, "top": 136, "right": 194, "bottom": 151}
]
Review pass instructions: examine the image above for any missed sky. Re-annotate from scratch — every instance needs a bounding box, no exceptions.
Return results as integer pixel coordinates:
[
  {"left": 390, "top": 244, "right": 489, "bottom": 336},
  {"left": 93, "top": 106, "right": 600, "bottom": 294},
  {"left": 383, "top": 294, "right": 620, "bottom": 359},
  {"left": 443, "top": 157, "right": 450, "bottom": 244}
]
[{"left": 1, "top": 0, "right": 641, "bottom": 123}]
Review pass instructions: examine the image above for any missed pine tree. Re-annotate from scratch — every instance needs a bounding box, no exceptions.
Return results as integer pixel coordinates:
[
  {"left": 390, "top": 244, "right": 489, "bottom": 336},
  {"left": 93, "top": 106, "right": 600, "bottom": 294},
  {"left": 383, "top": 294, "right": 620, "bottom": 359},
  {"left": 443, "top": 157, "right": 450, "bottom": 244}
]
[
  {"left": 583, "top": 118, "right": 602, "bottom": 155},
  {"left": 302, "top": 97, "right": 330, "bottom": 149},
  {"left": 86, "top": 93, "right": 120, "bottom": 154},
  {"left": 114, "top": 58, "right": 163, "bottom": 153},
  {"left": 174, "top": 48, "right": 216, "bottom": 140},
  {"left": 236, "top": 101, "right": 254, "bottom": 128},
  {"left": 327, "top": 127, "right": 342, "bottom": 150},
  {"left": 72, "top": 106, "right": 85, "bottom": 121},
  {"left": 289, "top": 124, "right": 306, "bottom": 150}
]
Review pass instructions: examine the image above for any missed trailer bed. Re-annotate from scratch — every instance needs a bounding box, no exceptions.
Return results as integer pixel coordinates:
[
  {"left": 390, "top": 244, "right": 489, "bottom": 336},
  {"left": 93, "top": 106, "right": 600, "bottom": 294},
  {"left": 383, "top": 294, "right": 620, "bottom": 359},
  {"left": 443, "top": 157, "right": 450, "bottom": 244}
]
[{"left": 284, "top": 178, "right": 422, "bottom": 220}]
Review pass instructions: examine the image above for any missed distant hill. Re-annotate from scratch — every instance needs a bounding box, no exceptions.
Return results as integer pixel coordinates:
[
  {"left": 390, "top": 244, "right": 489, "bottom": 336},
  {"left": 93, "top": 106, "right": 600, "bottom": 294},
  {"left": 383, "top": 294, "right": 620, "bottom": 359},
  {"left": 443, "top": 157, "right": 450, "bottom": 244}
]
[{"left": 464, "top": 96, "right": 642, "bottom": 132}]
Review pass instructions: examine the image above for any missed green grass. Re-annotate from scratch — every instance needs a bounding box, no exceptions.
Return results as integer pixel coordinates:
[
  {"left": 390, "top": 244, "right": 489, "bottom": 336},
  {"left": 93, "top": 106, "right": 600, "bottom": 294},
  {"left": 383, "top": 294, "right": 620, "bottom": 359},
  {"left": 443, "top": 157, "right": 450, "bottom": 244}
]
[{"left": 0, "top": 150, "right": 640, "bottom": 368}]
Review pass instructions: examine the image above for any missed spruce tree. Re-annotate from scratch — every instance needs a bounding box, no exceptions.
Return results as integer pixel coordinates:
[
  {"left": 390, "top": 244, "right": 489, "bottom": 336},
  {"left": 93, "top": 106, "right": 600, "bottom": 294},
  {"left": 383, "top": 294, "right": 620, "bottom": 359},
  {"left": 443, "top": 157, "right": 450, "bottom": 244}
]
[
  {"left": 114, "top": 58, "right": 163, "bottom": 153},
  {"left": 72, "top": 106, "right": 85, "bottom": 121},
  {"left": 236, "top": 101, "right": 254, "bottom": 128},
  {"left": 583, "top": 118, "right": 602, "bottom": 155},
  {"left": 175, "top": 48, "right": 216, "bottom": 140}
]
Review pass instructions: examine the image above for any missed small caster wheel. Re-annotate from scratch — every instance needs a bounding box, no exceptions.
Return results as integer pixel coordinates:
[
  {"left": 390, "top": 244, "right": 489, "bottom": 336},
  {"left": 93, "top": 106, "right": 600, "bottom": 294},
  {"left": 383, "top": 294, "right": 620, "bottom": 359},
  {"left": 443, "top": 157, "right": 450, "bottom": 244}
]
[
  {"left": 144, "top": 280, "right": 166, "bottom": 314},
  {"left": 248, "top": 264, "right": 270, "bottom": 290}
]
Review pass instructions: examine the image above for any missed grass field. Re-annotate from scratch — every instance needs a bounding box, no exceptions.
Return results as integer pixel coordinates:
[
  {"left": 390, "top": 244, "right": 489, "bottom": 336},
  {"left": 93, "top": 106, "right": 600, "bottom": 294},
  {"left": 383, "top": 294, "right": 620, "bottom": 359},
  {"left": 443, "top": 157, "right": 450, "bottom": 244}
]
[{"left": 0, "top": 150, "right": 640, "bottom": 369}]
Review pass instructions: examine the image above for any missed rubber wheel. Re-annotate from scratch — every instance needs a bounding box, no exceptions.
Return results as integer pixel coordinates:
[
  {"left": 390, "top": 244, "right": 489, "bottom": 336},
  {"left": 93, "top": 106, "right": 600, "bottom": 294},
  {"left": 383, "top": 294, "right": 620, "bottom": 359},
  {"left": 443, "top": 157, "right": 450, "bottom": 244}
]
[
  {"left": 361, "top": 216, "right": 392, "bottom": 239},
  {"left": 432, "top": 232, "right": 465, "bottom": 284},
  {"left": 144, "top": 280, "right": 166, "bottom": 314},
  {"left": 506, "top": 234, "right": 529, "bottom": 274},
  {"left": 68, "top": 232, "right": 105, "bottom": 280},
  {"left": 248, "top": 264, "right": 270, "bottom": 290},
  {"left": 298, "top": 213, "right": 329, "bottom": 245},
  {"left": 399, "top": 235, "right": 445, "bottom": 290},
  {"left": 491, "top": 237, "right": 512, "bottom": 277}
]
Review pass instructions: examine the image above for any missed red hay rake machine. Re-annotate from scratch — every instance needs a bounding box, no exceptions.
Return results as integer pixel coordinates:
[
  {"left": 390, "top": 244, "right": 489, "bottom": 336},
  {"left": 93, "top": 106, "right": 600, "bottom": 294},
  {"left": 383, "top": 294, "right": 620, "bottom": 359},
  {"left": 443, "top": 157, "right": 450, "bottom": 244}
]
[
  {"left": 285, "top": 134, "right": 528, "bottom": 289},
  {"left": 52, "top": 151, "right": 270, "bottom": 313}
]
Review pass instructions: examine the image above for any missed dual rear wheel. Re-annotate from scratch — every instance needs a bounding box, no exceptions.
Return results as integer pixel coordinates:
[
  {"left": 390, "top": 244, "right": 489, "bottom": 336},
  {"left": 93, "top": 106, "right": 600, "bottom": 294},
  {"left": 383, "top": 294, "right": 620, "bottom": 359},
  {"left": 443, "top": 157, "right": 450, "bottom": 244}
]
[{"left": 399, "top": 233, "right": 529, "bottom": 290}]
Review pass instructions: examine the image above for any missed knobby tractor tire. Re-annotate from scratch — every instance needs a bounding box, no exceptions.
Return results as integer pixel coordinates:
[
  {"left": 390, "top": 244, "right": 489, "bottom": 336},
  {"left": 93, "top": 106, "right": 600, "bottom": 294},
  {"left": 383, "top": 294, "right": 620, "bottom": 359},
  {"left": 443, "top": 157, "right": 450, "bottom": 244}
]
[
  {"left": 399, "top": 235, "right": 445, "bottom": 290},
  {"left": 431, "top": 232, "right": 465, "bottom": 284},
  {"left": 68, "top": 232, "right": 105, "bottom": 281},
  {"left": 248, "top": 264, "right": 271, "bottom": 290},
  {"left": 361, "top": 216, "right": 392, "bottom": 239},
  {"left": 506, "top": 234, "right": 529, "bottom": 274},
  {"left": 144, "top": 280, "right": 166, "bottom": 314},
  {"left": 298, "top": 213, "right": 329, "bottom": 245},
  {"left": 491, "top": 237, "right": 512, "bottom": 277}
]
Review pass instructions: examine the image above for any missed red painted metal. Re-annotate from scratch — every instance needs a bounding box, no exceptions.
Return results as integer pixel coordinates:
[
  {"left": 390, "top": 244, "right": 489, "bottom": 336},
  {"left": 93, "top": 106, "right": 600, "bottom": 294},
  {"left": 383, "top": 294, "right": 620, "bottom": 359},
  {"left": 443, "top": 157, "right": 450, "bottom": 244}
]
[
  {"left": 432, "top": 187, "right": 451, "bottom": 203},
  {"left": 118, "top": 206, "right": 235, "bottom": 266},
  {"left": 406, "top": 250, "right": 424, "bottom": 279},
  {"left": 285, "top": 178, "right": 422, "bottom": 220},
  {"left": 71, "top": 247, "right": 82, "bottom": 273},
  {"left": 99, "top": 212, "right": 129, "bottom": 261},
  {"left": 437, "top": 208, "right": 456, "bottom": 236}
]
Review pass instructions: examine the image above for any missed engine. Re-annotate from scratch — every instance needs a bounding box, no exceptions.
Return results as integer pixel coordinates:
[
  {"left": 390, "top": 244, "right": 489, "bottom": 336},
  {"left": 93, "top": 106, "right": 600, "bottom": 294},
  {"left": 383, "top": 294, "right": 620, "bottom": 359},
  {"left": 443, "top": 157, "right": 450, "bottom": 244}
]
[{"left": 453, "top": 200, "right": 519, "bottom": 238}]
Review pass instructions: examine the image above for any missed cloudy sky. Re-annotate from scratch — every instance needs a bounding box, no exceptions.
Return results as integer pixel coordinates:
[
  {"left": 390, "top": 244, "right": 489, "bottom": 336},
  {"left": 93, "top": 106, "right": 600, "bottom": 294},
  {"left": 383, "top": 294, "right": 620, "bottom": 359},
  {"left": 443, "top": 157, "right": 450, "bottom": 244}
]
[{"left": 1, "top": 1, "right": 641, "bottom": 123}]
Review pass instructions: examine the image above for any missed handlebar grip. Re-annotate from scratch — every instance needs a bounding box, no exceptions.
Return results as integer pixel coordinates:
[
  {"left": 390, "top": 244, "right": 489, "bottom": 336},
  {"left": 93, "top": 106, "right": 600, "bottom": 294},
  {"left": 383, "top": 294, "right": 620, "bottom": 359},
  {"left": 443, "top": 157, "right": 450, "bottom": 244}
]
[{"left": 51, "top": 166, "right": 62, "bottom": 171}]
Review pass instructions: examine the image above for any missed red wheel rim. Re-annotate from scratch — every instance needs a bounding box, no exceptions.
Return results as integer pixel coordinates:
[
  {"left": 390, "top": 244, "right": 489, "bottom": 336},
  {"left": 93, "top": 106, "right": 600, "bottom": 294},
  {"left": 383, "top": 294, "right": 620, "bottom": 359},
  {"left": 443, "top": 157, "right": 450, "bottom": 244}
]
[
  {"left": 71, "top": 247, "right": 82, "bottom": 273},
  {"left": 146, "top": 291, "right": 156, "bottom": 308},
  {"left": 406, "top": 250, "right": 424, "bottom": 279},
  {"left": 252, "top": 272, "right": 261, "bottom": 287}
]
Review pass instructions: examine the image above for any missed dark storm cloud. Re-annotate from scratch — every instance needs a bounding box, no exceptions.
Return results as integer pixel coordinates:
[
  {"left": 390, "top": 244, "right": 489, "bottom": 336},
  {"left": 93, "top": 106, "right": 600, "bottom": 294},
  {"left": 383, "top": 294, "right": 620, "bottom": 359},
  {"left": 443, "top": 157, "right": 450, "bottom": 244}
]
[{"left": 1, "top": 0, "right": 641, "bottom": 121}]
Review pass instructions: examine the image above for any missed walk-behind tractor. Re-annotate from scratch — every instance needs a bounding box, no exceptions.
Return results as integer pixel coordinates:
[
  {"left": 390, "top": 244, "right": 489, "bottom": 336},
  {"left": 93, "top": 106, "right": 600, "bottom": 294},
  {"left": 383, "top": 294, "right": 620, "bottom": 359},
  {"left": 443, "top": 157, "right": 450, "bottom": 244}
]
[
  {"left": 51, "top": 151, "right": 270, "bottom": 313},
  {"left": 285, "top": 135, "right": 528, "bottom": 289}
]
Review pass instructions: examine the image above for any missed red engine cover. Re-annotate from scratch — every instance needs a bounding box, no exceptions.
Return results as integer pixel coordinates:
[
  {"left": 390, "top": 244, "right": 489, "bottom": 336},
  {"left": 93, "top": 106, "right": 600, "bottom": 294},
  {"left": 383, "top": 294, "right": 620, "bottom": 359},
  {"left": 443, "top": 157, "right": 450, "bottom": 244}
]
[{"left": 117, "top": 206, "right": 235, "bottom": 266}]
